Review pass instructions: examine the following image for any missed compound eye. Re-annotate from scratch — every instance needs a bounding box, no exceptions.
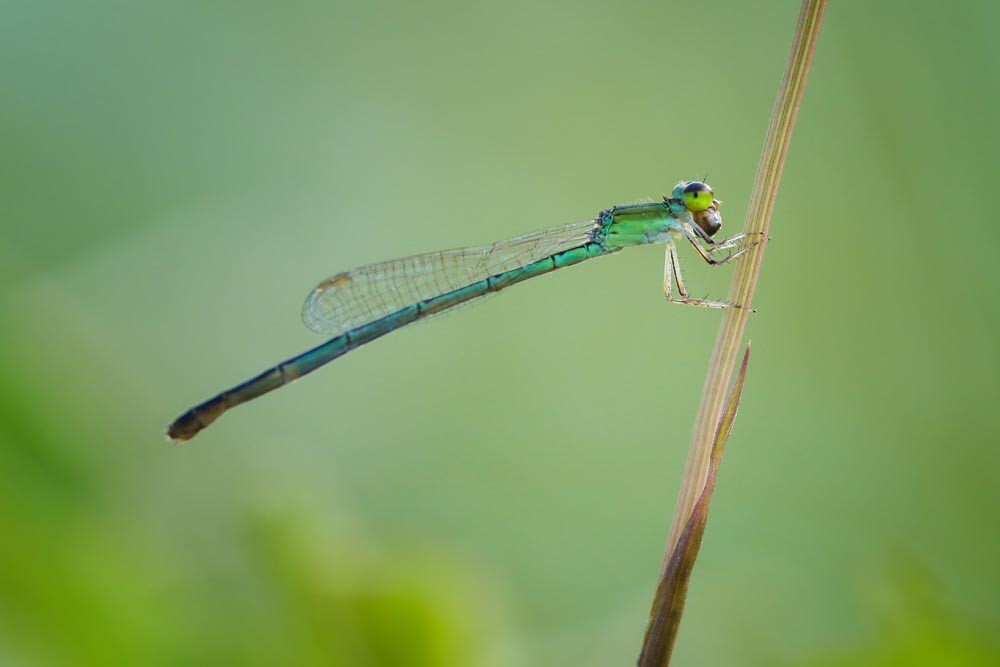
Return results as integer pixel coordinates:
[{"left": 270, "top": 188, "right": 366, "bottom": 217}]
[{"left": 682, "top": 181, "right": 714, "bottom": 212}]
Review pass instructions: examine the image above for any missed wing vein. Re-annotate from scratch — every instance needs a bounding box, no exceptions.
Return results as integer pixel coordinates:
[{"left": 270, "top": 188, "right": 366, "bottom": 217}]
[{"left": 301, "top": 218, "right": 600, "bottom": 336}]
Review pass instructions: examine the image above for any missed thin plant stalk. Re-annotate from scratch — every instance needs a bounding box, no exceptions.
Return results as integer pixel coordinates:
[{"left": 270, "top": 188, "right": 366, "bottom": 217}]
[
  {"left": 638, "top": 1, "right": 827, "bottom": 665},
  {"left": 667, "top": 0, "right": 826, "bottom": 560},
  {"left": 638, "top": 343, "right": 752, "bottom": 665}
]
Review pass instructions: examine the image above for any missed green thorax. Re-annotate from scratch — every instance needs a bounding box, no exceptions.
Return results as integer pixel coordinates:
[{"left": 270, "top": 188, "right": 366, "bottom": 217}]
[{"left": 598, "top": 201, "right": 685, "bottom": 249}]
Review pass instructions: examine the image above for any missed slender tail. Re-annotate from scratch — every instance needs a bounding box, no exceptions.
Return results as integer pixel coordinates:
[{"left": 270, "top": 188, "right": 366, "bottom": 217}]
[
  {"left": 166, "top": 242, "right": 606, "bottom": 443},
  {"left": 166, "top": 301, "right": 427, "bottom": 443},
  {"left": 166, "top": 334, "right": 347, "bottom": 443}
]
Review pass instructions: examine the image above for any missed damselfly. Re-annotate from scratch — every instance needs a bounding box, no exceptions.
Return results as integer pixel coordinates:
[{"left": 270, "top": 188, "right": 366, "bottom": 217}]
[{"left": 167, "top": 181, "right": 757, "bottom": 443}]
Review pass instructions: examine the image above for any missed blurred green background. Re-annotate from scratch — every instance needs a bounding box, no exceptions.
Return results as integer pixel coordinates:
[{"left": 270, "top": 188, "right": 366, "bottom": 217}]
[{"left": 2, "top": 0, "right": 998, "bottom": 665}]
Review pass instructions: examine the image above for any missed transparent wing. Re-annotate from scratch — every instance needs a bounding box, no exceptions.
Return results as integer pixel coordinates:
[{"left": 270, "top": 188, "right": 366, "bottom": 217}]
[{"left": 302, "top": 218, "right": 601, "bottom": 336}]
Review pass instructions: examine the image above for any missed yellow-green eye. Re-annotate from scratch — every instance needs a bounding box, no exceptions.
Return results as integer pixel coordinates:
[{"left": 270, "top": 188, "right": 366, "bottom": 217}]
[{"left": 682, "top": 181, "right": 714, "bottom": 212}]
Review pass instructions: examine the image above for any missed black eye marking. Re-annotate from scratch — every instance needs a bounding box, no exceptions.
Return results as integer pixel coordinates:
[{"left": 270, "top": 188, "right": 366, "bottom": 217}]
[{"left": 683, "top": 181, "right": 712, "bottom": 196}]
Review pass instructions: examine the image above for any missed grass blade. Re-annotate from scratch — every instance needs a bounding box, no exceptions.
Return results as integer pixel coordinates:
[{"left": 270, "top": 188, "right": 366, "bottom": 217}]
[
  {"left": 638, "top": 343, "right": 752, "bottom": 666},
  {"left": 638, "top": 0, "right": 828, "bottom": 664}
]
